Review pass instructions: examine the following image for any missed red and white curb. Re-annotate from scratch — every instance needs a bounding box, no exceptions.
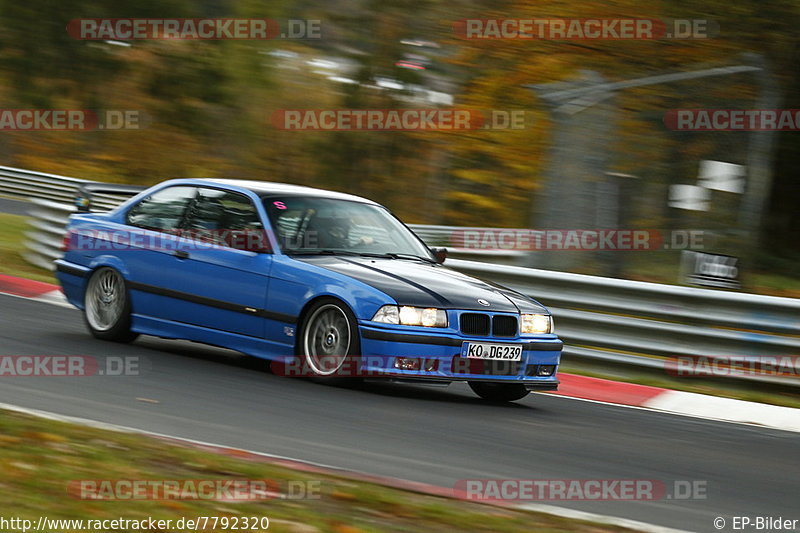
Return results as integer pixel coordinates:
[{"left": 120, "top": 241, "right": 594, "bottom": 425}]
[
  {"left": 0, "top": 273, "right": 70, "bottom": 307},
  {"left": 549, "top": 373, "right": 800, "bottom": 433},
  {"left": 1, "top": 273, "right": 799, "bottom": 433}
]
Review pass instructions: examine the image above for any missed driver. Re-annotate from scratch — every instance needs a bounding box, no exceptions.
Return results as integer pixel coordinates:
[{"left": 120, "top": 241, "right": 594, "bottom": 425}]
[
  {"left": 308, "top": 215, "right": 374, "bottom": 249},
  {"left": 308, "top": 215, "right": 351, "bottom": 248}
]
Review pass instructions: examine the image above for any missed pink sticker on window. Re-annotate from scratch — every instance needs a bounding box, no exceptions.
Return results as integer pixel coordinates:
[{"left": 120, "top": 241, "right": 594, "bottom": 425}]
[{"left": 273, "top": 201, "right": 287, "bottom": 210}]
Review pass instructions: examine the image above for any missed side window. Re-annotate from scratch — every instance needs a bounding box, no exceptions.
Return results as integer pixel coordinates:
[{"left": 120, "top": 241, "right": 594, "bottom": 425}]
[
  {"left": 126, "top": 186, "right": 196, "bottom": 232},
  {"left": 183, "top": 188, "right": 265, "bottom": 250}
]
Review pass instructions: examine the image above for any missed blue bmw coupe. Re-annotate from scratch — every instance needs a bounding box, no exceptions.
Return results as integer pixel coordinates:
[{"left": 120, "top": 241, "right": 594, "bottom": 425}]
[{"left": 56, "top": 179, "right": 562, "bottom": 402}]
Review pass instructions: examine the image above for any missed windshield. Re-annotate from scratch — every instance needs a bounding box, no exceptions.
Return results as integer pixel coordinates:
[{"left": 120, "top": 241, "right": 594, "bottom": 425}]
[{"left": 263, "top": 196, "right": 433, "bottom": 259}]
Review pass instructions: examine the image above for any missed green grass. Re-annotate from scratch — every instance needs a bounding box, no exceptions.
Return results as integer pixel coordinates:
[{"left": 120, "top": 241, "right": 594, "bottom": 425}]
[
  {"left": 0, "top": 409, "right": 631, "bottom": 533},
  {"left": 0, "top": 212, "right": 56, "bottom": 283},
  {"left": 746, "top": 271, "right": 800, "bottom": 298}
]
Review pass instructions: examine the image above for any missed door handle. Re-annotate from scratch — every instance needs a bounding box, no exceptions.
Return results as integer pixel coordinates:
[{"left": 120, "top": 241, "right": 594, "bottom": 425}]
[{"left": 173, "top": 249, "right": 189, "bottom": 259}]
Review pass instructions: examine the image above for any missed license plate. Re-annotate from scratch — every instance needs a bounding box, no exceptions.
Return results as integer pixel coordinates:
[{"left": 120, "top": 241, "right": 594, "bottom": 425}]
[{"left": 462, "top": 342, "right": 522, "bottom": 361}]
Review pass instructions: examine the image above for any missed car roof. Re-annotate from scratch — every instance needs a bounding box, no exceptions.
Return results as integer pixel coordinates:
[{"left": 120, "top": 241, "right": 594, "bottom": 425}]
[{"left": 199, "top": 179, "right": 379, "bottom": 205}]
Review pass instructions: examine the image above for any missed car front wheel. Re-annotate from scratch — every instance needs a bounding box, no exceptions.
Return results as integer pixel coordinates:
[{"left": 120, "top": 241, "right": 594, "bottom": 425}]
[
  {"left": 299, "top": 299, "right": 360, "bottom": 379},
  {"left": 468, "top": 382, "right": 530, "bottom": 402},
  {"left": 83, "top": 267, "right": 138, "bottom": 343}
]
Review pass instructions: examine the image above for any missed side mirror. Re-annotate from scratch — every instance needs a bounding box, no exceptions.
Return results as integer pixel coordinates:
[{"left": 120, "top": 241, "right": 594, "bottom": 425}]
[{"left": 430, "top": 247, "right": 447, "bottom": 264}]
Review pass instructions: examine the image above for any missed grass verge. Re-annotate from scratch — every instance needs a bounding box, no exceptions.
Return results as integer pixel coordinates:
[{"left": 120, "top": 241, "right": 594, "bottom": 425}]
[
  {"left": 0, "top": 212, "right": 57, "bottom": 283},
  {"left": 0, "top": 408, "right": 630, "bottom": 533}
]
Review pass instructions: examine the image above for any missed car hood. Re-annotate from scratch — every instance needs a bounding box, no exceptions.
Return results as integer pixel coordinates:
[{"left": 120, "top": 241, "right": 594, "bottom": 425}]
[{"left": 296, "top": 256, "right": 549, "bottom": 313}]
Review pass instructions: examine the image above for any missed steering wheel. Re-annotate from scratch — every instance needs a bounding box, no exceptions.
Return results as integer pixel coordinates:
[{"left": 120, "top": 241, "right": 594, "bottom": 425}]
[{"left": 327, "top": 225, "right": 347, "bottom": 240}]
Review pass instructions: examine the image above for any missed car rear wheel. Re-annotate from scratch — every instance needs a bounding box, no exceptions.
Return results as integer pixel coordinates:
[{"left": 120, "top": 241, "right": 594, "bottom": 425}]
[
  {"left": 468, "top": 382, "right": 530, "bottom": 402},
  {"left": 83, "top": 267, "right": 138, "bottom": 343},
  {"left": 299, "top": 299, "right": 360, "bottom": 379}
]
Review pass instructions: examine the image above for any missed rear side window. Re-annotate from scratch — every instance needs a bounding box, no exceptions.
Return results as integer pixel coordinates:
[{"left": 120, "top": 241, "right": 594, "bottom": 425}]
[
  {"left": 126, "top": 186, "right": 196, "bottom": 231},
  {"left": 183, "top": 188, "right": 265, "bottom": 250}
]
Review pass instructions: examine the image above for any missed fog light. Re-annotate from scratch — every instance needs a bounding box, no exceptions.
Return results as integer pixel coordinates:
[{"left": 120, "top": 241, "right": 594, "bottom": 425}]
[
  {"left": 394, "top": 357, "right": 421, "bottom": 371},
  {"left": 537, "top": 365, "right": 556, "bottom": 376},
  {"left": 423, "top": 358, "right": 438, "bottom": 372}
]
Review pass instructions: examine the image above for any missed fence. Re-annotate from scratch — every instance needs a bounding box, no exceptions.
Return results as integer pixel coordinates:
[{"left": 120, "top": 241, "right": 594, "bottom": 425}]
[
  {"left": 448, "top": 259, "right": 800, "bottom": 386},
  {"left": 2, "top": 165, "right": 799, "bottom": 386},
  {"left": 0, "top": 166, "right": 144, "bottom": 269}
]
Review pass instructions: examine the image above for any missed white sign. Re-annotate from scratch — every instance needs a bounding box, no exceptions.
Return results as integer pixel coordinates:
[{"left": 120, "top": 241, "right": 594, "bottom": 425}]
[
  {"left": 698, "top": 160, "right": 745, "bottom": 194},
  {"left": 669, "top": 184, "right": 710, "bottom": 211},
  {"left": 681, "top": 251, "right": 740, "bottom": 289}
]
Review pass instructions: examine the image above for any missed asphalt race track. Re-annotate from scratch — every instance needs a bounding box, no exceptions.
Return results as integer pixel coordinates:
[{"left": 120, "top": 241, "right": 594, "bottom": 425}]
[{"left": 0, "top": 293, "right": 797, "bottom": 532}]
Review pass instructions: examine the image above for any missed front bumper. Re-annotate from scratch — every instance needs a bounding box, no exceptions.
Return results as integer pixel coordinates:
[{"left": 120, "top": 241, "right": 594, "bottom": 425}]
[{"left": 357, "top": 323, "right": 562, "bottom": 387}]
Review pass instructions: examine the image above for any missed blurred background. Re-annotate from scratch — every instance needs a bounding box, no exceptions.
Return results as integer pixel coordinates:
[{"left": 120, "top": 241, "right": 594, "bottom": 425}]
[
  {"left": 0, "top": 0, "right": 798, "bottom": 294},
  {"left": 0, "top": 7, "right": 798, "bottom": 529}
]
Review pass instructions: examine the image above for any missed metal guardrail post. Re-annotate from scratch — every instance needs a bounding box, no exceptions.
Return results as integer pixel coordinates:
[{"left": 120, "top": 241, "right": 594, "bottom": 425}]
[{"left": 22, "top": 199, "right": 75, "bottom": 270}]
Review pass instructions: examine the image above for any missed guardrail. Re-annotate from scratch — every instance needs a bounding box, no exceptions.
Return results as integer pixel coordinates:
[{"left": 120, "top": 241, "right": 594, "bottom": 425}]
[
  {"left": 448, "top": 259, "right": 800, "bottom": 386},
  {"left": 0, "top": 166, "right": 89, "bottom": 205},
  {"left": 3, "top": 167, "right": 799, "bottom": 387},
  {"left": 0, "top": 166, "right": 145, "bottom": 270},
  {"left": 0, "top": 165, "right": 134, "bottom": 211}
]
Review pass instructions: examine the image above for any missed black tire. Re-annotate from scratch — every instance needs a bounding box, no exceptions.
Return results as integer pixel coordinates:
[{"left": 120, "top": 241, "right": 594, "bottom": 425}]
[
  {"left": 83, "top": 267, "right": 138, "bottom": 343},
  {"left": 468, "top": 382, "right": 530, "bottom": 402},
  {"left": 296, "top": 298, "right": 361, "bottom": 381}
]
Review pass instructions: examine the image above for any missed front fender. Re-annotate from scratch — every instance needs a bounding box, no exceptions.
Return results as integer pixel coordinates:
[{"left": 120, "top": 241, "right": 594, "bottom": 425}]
[{"left": 267, "top": 256, "right": 395, "bottom": 323}]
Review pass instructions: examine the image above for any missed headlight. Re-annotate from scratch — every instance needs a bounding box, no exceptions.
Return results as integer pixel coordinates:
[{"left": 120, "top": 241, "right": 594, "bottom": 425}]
[
  {"left": 372, "top": 305, "right": 448, "bottom": 328},
  {"left": 372, "top": 305, "right": 399, "bottom": 324},
  {"left": 521, "top": 314, "right": 552, "bottom": 334}
]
